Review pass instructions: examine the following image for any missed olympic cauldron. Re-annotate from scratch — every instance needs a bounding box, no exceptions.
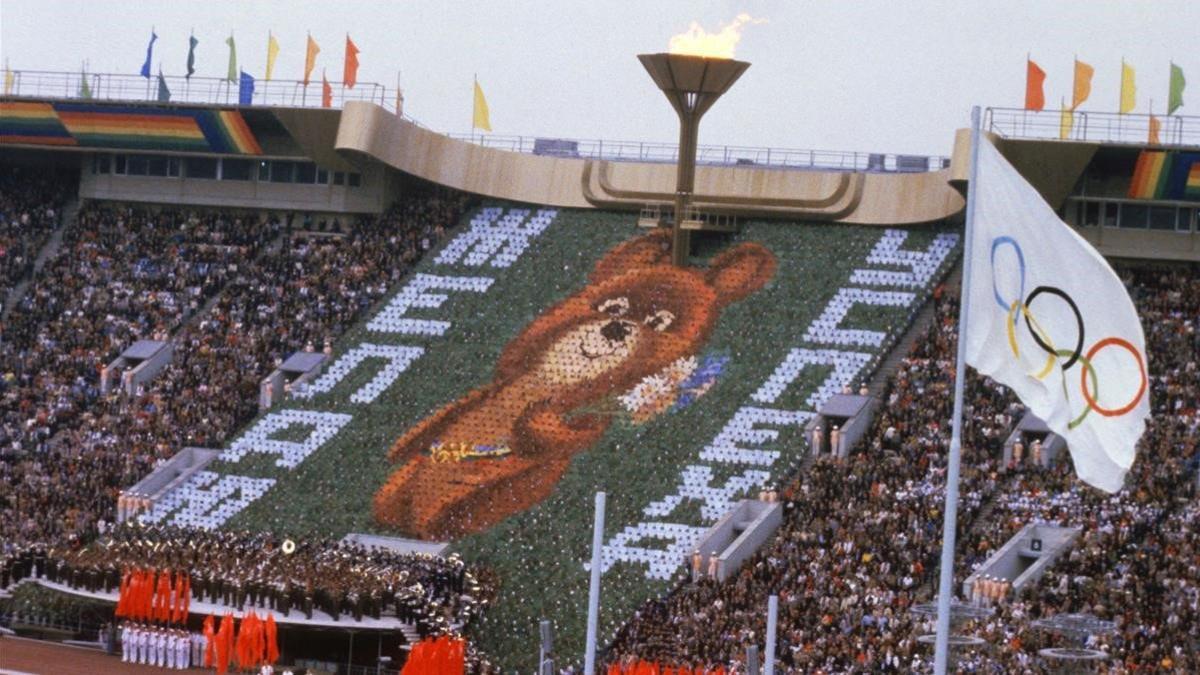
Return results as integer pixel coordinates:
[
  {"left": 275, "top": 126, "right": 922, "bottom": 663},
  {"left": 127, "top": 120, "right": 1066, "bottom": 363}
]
[{"left": 637, "top": 53, "right": 749, "bottom": 266}]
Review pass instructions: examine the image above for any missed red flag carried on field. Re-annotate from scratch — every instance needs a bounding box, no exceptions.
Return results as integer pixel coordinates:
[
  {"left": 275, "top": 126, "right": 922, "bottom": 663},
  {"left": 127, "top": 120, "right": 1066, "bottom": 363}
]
[
  {"left": 265, "top": 613, "right": 279, "bottom": 664},
  {"left": 115, "top": 570, "right": 130, "bottom": 617},
  {"left": 344, "top": 34, "right": 360, "bottom": 88},
  {"left": 216, "top": 613, "right": 234, "bottom": 675},
  {"left": 203, "top": 614, "right": 216, "bottom": 667}
]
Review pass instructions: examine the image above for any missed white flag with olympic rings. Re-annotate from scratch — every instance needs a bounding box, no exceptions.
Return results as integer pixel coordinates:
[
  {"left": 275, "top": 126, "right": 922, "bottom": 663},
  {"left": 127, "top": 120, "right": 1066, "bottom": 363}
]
[{"left": 965, "top": 140, "right": 1150, "bottom": 493}]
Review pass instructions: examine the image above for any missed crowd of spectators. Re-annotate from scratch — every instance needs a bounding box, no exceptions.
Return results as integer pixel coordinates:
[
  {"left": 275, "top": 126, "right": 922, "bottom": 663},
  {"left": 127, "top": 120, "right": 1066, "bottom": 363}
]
[
  {"left": 607, "top": 264, "right": 1199, "bottom": 672},
  {"left": 0, "top": 165, "right": 72, "bottom": 301},
  {"left": 1, "top": 189, "right": 471, "bottom": 558},
  {"left": 1, "top": 203, "right": 277, "bottom": 548},
  {"left": 0, "top": 523, "right": 493, "bottom": 636}
]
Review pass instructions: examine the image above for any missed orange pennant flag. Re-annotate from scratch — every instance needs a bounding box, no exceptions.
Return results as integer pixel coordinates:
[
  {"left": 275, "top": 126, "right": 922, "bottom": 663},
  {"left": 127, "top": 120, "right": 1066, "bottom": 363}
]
[
  {"left": 322, "top": 69, "right": 332, "bottom": 108},
  {"left": 1025, "top": 58, "right": 1046, "bottom": 111},
  {"left": 1148, "top": 114, "right": 1161, "bottom": 144},
  {"left": 1072, "top": 58, "right": 1094, "bottom": 109},
  {"left": 344, "top": 34, "right": 360, "bottom": 89}
]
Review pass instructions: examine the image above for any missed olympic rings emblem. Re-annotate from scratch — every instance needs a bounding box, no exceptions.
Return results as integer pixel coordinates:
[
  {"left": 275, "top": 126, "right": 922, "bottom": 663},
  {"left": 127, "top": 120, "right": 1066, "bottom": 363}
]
[{"left": 990, "top": 236, "right": 1147, "bottom": 428}]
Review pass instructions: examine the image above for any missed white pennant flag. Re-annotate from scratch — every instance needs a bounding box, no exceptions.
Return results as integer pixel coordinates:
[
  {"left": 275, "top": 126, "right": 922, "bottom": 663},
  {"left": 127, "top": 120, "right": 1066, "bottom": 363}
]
[{"left": 965, "top": 141, "right": 1150, "bottom": 493}]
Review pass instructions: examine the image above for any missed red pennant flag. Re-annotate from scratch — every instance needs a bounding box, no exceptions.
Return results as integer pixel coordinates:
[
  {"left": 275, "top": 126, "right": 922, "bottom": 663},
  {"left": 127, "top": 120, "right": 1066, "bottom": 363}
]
[
  {"left": 216, "top": 613, "right": 234, "bottom": 675},
  {"left": 203, "top": 614, "right": 217, "bottom": 667},
  {"left": 322, "top": 69, "right": 333, "bottom": 108},
  {"left": 344, "top": 35, "right": 360, "bottom": 89},
  {"left": 1025, "top": 58, "right": 1047, "bottom": 111},
  {"left": 265, "top": 613, "right": 279, "bottom": 664}
]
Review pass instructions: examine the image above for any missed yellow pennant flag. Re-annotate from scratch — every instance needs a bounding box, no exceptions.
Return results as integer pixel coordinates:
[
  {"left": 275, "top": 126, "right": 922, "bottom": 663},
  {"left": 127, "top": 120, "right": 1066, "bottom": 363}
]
[
  {"left": 304, "top": 33, "right": 320, "bottom": 85},
  {"left": 266, "top": 32, "right": 280, "bottom": 81},
  {"left": 473, "top": 78, "right": 492, "bottom": 132},
  {"left": 1059, "top": 98, "right": 1074, "bottom": 140},
  {"left": 1072, "top": 58, "right": 1093, "bottom": 110},
  {"left": 1119, "top": 60, "right": 1137, "bottom": 113},
  {"left": 3, "top": 61, "right": 13, "bottom": 96}
]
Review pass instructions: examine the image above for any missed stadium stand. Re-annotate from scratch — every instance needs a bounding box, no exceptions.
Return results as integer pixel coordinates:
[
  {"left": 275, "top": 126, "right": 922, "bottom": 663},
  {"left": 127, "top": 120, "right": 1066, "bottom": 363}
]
[
  {"left": 0, "top": 166, "right": 73, "bottom": 304},
  {"left": 605, "top": 263, "right": 1199, "bottom": 672}
]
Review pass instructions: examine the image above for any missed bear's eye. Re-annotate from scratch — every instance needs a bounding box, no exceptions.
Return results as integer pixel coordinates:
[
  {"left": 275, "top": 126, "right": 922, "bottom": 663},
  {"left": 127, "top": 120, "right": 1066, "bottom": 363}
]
[
  {"left": 644, "top": 309, "right": 675, "bottom": 332},
  {"left": 597, "top": 297, "right": 629, "bottom": 316}
]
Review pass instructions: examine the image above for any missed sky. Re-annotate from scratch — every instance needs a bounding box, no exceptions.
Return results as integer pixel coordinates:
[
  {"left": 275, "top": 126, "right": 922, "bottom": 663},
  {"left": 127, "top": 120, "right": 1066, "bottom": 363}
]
[{"left": 1, "top": 1, "right": 1197, "bottom": 157}]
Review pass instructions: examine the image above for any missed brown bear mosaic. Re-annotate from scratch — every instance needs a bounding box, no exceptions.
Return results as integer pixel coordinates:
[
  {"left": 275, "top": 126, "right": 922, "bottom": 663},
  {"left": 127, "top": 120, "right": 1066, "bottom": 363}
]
[{"left": 373, "top": 230, "right": 776, "bottom": 539}]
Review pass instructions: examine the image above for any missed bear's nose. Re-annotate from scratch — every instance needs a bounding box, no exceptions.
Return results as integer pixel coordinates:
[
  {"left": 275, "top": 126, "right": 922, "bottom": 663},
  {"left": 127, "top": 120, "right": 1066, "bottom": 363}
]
[{"left": 600, "top": 320, "right": 631, "bottom": 343}]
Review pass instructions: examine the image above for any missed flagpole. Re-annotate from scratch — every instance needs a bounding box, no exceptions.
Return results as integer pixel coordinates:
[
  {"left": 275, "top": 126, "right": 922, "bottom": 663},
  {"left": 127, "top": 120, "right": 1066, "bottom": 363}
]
[
  {"left": 583, "top": 491, "right": 605, "bottom": 675},
  {"left": 933, "top": 104, "right": 982, "bottom": 675}
]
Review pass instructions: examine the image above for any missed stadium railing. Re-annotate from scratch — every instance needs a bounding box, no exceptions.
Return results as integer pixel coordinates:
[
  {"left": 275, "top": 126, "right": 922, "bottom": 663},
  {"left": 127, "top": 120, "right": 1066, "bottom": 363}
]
[
  {"left": 1, "top": 69, "right": 396, "bottom": 113},
  {"left": 985, "top": 106, "right": 1200, "bottom": 147},
  {"left": 3, "top": 69, "right": 951, "bottom": 173},
  {"left": 446, "top": 133, "right": 951, "bottom": 173}
]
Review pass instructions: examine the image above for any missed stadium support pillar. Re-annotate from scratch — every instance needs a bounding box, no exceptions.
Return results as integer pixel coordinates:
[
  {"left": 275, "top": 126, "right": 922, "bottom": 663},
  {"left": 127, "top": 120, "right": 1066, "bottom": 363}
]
[
  {"left": 764, "top": 594, "right": 778, "bottom": 675},
  {"left": 584, "top": 491, "right": 606, "bottom": 675},
  {"left": 933, "top": 105, "right": 983, "bottom": 674},
  {"left": 638, "top": 53, "right": 749, "bottom": 266}
]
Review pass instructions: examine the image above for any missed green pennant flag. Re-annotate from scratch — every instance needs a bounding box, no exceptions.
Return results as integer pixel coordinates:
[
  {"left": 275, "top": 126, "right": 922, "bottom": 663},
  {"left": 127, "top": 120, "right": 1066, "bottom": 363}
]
[
  {"left": 79, "top": 66, "right": 92, "bottom": 99},
  {"left": 157, "top": 70, "right": 171, "bottom": 102},
  {"left": 1168, "top": 62, "right": 1186, "bottom": 115},
  {"left": 225, "top": 34, "right": 238, "bottom": 82}
]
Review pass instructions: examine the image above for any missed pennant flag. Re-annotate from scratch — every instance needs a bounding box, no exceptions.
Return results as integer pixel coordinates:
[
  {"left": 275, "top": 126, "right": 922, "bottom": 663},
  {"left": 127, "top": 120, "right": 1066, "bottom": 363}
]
[
  {"left": 1148, "top": 114, "right": 1161, "bottom": 145},
  {"left": 473, "top": 78, "right": 492, "bottom": 131},
  {"left": 266, "top": 32, "right": 280, "bottom": 81},
  {"left": 396, "top": 85, "right": 404, "bottom": 117},
  {"left": 321, "top": 69, "right": 332, "bottom": 107},
  {"left": 1119, "top": 60, "right": 1136, "bottom": 113},
  {"left": 239, "top": 70, "right": 255, "bottom": 105},
  {"left": 265, "top": 614, "right": 279, "bottom": 664},
  {"left": 1072, "top": 58, "right": 1093, "bottom": 110},
  {"left": 1024, "top": 58, "right": 1046, "bottom": 111},
  {"left": 140, "top": 30, "right": 158, "bottom": 79},
  {"left": 157, "top": 70, "right": 171, "bottom": 102},
  {"left": 304, "top": 34, "right": 320, "bottom": 85},
  {"left": 1168, "top": 62, "right": 1186, "bottom": 115},
  {"left": 966, "top": 139, "right": 1149, "bottom": 493},
  {"left": 79, "top": 65, "right": 92, "bottom": 99},
  {"left": 186, "top": 35, "right": 198, "bottom": 79},
  {"left": 344, "top": 35, "right": 360, "bottom": 89},
  {"left": 3, "top": 60, "right": 14, "bottom": 96},
  {"left": 226, "top": 34, "right": 238, "bottom": 82},
  {"left": 1059, "top": 98, "right": 1073, "bottom": 140}
]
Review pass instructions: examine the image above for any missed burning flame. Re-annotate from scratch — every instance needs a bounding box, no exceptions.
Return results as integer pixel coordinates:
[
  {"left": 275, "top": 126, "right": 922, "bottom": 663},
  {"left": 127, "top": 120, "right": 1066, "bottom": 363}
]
[{"left": 668, "top": 13, "right": 765, "bottom": 59}]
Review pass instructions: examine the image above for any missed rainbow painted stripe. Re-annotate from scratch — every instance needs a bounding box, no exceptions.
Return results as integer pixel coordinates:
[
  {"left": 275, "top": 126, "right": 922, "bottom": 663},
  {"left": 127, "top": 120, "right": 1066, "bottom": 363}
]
[
  {"left": 1129, "top": 151, "right": 1200, "bottom": 202},
  {"left": 1186, "top": 159, "right": 1200, "bottom": 199},
  {"left": 1128, "top": 151, "right": 1170, "bottom": 199},
  {"left": 0, "top": 102, "right": 76, "bottom": 146},
  {"left": 0, "top": 103, "right": 261, "bottom": 154}
]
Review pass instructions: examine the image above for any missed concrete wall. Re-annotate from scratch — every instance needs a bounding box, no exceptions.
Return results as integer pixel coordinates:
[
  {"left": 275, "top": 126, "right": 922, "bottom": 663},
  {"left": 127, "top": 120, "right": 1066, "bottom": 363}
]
[
  {"left": 690, "top": 500, "right": 783, "bottom": 582},
  {"left": 335, "top": 102, "right": 966, "bottom": 224},
  {"left": 120, "top": 447, "right": 220, "bottom": 522},
  {"left": 962, "top": 523, "right": 1081, "bottom": 599},
  {"left": 78, "top": 157, "right": 391, "bottom": 214}
]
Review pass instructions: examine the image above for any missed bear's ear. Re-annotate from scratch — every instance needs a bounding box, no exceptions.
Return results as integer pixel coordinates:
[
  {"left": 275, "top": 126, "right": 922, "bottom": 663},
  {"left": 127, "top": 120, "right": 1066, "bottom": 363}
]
[
  {"left": 705, "top": 242, "right": 777, "bottom": 306},
  {"left": 588, "top": 229, "right": 673, "bottom": 285}
]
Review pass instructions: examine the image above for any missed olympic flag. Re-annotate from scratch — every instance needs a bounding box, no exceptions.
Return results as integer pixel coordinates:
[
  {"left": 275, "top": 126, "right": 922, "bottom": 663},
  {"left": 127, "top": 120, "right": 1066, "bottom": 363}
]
[{"left": 964, "top": 140, "right": 1150, "bottom": 493}]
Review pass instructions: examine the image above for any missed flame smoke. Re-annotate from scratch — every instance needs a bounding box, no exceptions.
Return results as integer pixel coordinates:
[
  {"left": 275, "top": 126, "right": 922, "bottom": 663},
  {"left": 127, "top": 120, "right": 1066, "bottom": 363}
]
[{"left": 668, "top": 13, "right": 765, "bottom": 59}]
